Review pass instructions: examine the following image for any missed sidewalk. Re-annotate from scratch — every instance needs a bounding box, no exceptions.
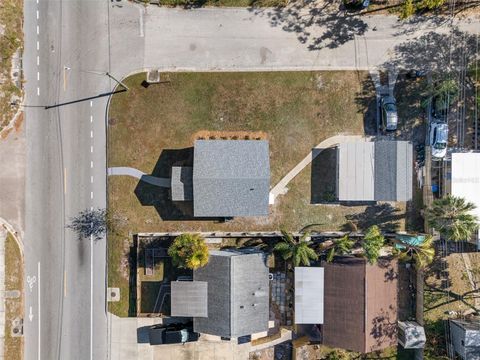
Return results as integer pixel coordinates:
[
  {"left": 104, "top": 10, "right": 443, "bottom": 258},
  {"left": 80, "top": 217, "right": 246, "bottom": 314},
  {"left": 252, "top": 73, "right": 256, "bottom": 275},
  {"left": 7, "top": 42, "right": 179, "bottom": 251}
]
[{"left": 0, "top": 228, "right": 6, "bottom": 360}]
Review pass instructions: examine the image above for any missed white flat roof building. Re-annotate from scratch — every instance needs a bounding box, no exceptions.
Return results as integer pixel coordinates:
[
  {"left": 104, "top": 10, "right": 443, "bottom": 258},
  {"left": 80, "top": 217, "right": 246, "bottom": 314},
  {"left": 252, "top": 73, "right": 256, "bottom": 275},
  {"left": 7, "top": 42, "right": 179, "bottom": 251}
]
[
  {"left": 294, "top": 267, "right": 324, "bottom": 324},
  {"left": 451, "top": 152, "right": 480, "bottom": 248}
]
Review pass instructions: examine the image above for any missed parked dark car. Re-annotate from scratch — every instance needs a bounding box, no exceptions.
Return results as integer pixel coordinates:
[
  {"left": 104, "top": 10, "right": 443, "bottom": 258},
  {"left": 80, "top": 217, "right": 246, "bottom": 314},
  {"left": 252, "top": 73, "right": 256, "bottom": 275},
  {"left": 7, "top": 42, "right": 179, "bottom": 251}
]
[
  {"left": 148, "top": 322, "right": 199, "bottom": 345},
  {"left": 343, "top": 0, "right": 370, "bottom": 10},
  {"left": 380, "top": 95, "right": 398, "bottom": 132}
]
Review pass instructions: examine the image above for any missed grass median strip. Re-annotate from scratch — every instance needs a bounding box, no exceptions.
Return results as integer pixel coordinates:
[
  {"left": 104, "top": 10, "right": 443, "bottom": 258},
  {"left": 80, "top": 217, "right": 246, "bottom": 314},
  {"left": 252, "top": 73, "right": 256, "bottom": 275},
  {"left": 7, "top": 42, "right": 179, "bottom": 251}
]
[{"left": 5, "top": 232, "right": 23, "bottom": 360}]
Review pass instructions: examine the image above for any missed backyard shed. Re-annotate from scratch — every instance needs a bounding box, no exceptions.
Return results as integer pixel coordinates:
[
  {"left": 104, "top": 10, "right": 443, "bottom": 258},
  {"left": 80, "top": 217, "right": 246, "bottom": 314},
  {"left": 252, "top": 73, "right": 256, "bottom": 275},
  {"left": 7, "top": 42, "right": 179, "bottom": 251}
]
[
  {"left": 193, "top": 250, "right": 269, "bottom": 338},
  {"left": 170, "top": 281, "right": 208, "bottom": 318},
  {"left": 449, "top": 318, "right": 480, "bottom": 360},
  {"left": 450, "top": 152, "right": 480, "bottom": 248},
  {"left": 294, "top": 267, "right": 324, "bottom": 324},
  {"left": 192, "top": 140, "right": 270, "bottom": 217},
  {"left": 321, "top": 257, "right": 398, "bottom": 353},
  {"left": 337, "top": 140, "right": 413, "bottom": 202},
  {"left": 397, "top": 321, "right": 426, "bottom": 349}
]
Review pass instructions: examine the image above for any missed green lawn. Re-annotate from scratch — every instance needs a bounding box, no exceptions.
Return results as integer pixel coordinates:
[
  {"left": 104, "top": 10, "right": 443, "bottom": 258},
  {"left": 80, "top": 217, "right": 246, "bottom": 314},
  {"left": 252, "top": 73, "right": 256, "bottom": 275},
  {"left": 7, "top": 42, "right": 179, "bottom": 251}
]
[
  {"left": 108, "top": 71, "right": 377, "bottom": 233},
  {"left": 0, "top": 0, "right": 23, "bottom": 132},
  {"left": 107, "top": 71, "right": 381, "bottom": 316}
]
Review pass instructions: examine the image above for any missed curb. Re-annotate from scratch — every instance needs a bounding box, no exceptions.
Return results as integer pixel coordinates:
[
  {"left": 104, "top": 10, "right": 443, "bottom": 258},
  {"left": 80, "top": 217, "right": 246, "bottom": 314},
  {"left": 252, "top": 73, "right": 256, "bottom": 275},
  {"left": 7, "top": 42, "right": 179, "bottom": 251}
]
[{"left": 0, "top": 218, "right": 24, "bottom": 262}]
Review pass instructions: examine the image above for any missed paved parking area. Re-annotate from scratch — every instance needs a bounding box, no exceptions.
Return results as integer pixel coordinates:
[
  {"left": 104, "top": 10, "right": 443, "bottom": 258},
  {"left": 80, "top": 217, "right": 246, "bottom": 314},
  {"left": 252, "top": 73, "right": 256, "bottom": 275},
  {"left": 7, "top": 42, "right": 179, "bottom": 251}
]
[{"left": 109, "top": 314, "right": 251, "bottom": 360}]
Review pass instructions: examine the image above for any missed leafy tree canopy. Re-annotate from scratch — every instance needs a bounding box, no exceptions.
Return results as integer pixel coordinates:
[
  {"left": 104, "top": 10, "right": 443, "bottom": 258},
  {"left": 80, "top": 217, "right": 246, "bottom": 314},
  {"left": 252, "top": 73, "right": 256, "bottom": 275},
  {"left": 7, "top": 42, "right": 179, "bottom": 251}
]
[
  {"left": 427, "top": 195, "right": 479, "bottom": 241},
  {"left": 274, "top": 231, "right": 318, "bottom": 267},
  {"left": 362, "top": 225, "right": 385, "bottom": 264},
  {"left": 168, "top": 233, "right": 209, "bottom": 270}
]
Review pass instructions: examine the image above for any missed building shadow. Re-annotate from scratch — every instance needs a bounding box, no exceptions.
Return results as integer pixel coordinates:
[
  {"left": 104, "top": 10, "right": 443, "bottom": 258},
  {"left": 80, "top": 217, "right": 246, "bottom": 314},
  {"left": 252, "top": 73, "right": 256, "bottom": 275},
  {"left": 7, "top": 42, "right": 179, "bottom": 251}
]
[
  {"left": 134, "top": 148, "right": 222, "bottom": 221},
  {"left": 128, "top": 236, "right": 138, "bottom": 317},
  {"left": 311, "top": 147, "right": 337, "bottom": 204},
  {"left": 354, "top": 74, "right": 377, "bottom": 136}
]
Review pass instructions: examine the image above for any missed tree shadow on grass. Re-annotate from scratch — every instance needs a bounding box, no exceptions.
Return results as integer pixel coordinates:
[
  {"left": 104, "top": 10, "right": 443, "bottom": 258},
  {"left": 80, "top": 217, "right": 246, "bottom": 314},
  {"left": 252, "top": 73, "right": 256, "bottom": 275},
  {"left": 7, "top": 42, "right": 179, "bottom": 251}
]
[
  {"left": 343, "top": 203, "right": 405, "bottom": 232},
  {"left": 248, "top": 0, "right": 368, "bottom": 50}
]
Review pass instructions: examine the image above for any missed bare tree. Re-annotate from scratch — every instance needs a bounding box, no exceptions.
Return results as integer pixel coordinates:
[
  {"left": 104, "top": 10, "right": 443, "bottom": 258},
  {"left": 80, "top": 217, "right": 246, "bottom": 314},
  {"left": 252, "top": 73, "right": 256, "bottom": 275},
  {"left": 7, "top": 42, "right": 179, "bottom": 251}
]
[{"left": 67, "top": 208, "right": 107, "bottom": 240}]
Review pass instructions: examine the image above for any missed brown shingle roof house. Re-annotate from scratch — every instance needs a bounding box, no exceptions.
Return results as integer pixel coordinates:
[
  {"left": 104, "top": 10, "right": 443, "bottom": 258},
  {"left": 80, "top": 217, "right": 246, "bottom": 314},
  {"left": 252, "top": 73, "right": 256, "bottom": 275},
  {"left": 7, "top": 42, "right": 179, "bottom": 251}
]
[{"left": 321, "top": 257, "right": 398, "bottom": 353}]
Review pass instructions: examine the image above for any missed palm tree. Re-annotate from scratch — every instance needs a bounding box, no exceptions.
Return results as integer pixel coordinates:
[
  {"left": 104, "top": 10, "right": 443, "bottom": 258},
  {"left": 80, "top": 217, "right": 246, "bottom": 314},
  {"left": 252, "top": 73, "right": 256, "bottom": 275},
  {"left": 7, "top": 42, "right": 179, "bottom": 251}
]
[
  {"left": 362, "top": 225, "right": 385, "bottom": 264},
  {"left": 274, "top": 230, "right": 318, "bottom": 267},
  {"left": 326, "top": 235, "right": 355, "bottom": 262},
  {"left": 168, "top": 233, "right": 209, "bottom": 270},
  {"left": 394, "top": 235, "right": 435, "bottom": 269},
  {"left": 426, "top": 195, "right": 479, "bottom": 241}
]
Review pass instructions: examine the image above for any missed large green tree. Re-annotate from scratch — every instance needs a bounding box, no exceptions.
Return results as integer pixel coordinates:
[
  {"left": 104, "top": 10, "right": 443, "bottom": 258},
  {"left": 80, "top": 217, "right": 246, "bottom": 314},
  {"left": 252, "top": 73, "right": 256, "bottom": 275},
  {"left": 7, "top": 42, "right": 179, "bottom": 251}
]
[
  {"left": 426, "top": 195, "right": 479, "bottom": 241},
  {"left": 326, "top": 235, "right": 355, "bottom": 262},
  {"left": 274, "top": 230, "right": 318, "bottom": 267},
  {"left": 168, "top": 233, "right": 209, "bottom": 270},
  {"left": 395, "top": 235, "right": 435, "bottom": 269},
  {"left": 362, "top": 225, "right": 385, "bottom": 264}
]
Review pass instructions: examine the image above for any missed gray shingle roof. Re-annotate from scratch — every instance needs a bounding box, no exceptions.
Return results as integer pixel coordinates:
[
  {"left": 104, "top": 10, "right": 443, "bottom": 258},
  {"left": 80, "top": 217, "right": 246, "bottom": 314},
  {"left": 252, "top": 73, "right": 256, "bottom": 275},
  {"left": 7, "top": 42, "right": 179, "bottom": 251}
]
[
  {"left": 193, "top": 250, "right": 269, "bottom": 338},
  {"left": 170, "top": 281, "right": 208, "bottom": 317},
  {"left": 171, "top": 166, "right": 193, "bottom": 201},
  {"left": 193, "top": 140, "right": 270, "bottom": 217},
  {"left": 337, "top": 140, "right": 413, "bottom": 202}
]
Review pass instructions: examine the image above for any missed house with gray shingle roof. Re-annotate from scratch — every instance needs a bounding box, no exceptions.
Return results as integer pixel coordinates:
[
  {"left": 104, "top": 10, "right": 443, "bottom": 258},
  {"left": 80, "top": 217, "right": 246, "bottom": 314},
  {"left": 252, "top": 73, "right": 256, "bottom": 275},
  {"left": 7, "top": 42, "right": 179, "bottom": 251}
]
[
  {"left": 171, "top": 140, "right": 270, "bottom": 217},
  {"left": 336, "top": 140, "right": 413, "bottom": 202},
  {"left": 171, "top": 249, "right": 269, "bottom": 338}
]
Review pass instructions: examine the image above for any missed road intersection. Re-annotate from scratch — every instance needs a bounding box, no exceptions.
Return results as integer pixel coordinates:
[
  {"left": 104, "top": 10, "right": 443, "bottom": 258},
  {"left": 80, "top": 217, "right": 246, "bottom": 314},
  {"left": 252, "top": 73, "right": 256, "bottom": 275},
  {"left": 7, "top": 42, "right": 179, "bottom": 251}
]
[{"left": 19, "top": 1, "right": 480, "bottom": 360}]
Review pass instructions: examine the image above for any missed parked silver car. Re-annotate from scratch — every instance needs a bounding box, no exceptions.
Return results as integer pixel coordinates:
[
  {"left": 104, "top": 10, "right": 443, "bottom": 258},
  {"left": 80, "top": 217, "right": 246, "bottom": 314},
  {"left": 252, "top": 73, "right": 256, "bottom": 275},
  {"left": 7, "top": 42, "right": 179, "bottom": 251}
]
[
  {"left": 430, "top": 121, "right": 448, "bottom": 160},
  {"left": 380, "top": 96, "right": 398, "bottom": 132}
]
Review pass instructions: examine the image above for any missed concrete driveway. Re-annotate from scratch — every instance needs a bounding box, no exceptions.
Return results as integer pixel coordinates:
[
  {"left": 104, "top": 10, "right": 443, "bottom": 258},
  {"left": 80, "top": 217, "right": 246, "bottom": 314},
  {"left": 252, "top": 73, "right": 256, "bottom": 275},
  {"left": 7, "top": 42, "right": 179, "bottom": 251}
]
[{"left": 109, "top": 314, "right": 251, "bottom": 360}]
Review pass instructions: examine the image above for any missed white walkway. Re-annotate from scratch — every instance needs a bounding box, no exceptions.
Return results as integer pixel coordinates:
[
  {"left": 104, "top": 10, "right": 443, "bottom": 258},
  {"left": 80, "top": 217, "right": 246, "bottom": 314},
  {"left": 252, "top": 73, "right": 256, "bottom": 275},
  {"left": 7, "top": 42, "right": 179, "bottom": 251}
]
[{"left": 107, "top": 167, "right": 171, "bottom": 188}]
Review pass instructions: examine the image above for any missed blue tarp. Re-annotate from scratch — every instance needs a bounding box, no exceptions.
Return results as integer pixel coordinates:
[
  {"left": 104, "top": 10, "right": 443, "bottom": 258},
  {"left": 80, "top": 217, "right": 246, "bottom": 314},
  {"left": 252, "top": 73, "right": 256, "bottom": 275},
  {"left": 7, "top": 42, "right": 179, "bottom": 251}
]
[{"left": 395, "top": 234, "right": 426, "bottom": 250}]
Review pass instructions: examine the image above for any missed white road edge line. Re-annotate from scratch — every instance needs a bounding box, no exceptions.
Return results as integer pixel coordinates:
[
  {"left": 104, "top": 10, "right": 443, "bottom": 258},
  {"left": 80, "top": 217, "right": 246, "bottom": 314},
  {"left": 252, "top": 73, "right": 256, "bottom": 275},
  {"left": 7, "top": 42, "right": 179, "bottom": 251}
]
[
  {"left": 138, "top": 7, "right": 145, "bottom": 38},
  {"left": 90, "top": 233, "right": 93, "bottom": 360},
  {"left": 38, "top": 261, "right": 41, "bottom": 360}
]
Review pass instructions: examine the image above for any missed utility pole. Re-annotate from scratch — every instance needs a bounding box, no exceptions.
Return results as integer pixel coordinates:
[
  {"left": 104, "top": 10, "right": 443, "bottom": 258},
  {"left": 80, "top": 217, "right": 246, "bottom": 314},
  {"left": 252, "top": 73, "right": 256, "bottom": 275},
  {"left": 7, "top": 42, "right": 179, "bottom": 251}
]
[{"left": 106, "top": 72, "right": 129, "bottom": 91}]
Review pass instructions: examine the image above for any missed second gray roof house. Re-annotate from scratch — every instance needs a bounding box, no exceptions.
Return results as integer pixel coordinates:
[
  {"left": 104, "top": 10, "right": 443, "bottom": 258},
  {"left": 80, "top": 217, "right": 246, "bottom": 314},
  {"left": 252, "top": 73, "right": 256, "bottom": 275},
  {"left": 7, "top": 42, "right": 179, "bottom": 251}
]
[
  {"left": 337, "top": 140, "right": 413, "bottom": 202},
  {"left": 193, "top": 250, "right": 269, "bottom": 338},
  {"left": 193, "top": 140, "right": 270, "bottom": 217}
]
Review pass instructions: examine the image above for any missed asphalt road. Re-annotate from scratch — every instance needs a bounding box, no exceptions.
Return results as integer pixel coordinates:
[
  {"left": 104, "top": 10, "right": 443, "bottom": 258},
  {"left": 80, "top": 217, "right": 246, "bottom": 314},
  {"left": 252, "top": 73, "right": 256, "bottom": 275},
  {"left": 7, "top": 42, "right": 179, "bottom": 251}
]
[
  {"left": 21, "top": 1, "right": 480, "bottom": 360},
  {"left": 23, "top": 0, "right": 110, "bottom": 359}
]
